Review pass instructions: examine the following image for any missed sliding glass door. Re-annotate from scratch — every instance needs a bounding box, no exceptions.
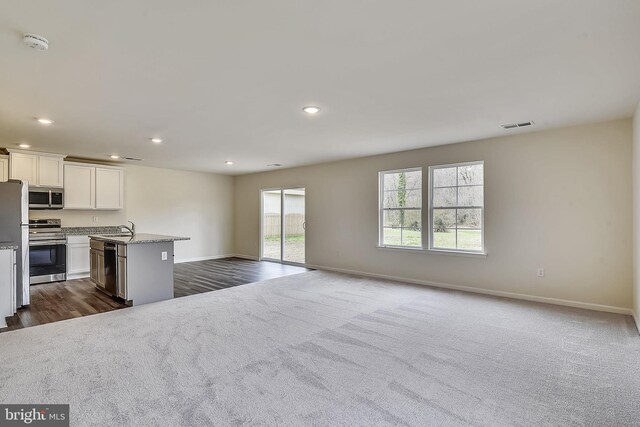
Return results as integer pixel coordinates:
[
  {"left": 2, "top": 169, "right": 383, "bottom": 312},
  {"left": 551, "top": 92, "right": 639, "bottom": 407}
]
[
  {"left": 261, "top": 187, "right": 305, "bottom": 265},
  {"left": 261, "top": 189, "right": 282, "bottom": 260},
  {"left": 283, "top": 188, "right": 305, "bottom": 264}
]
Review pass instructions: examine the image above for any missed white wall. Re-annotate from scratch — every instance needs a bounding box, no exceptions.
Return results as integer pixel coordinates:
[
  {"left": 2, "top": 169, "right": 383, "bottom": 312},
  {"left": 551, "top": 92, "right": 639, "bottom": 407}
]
[
  {"left": 235, "top": 119, "right": 633, "bottom": 310},
  {"left": 30, "top": 164, "right": 234, "bottom": 262},
  {"left": 633, "top": 103, "right": 640, "bottom": 330}
]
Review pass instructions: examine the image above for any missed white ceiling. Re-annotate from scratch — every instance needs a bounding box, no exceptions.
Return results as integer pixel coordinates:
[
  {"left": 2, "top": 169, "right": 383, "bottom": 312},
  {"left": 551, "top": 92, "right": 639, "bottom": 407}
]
[{"left": 1, "top": 1, "right": 639, "bottom": 175}]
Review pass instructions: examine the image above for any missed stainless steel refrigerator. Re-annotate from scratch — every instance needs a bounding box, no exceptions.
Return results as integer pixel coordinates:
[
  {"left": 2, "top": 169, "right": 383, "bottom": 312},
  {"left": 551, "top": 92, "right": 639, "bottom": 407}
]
[{"left": 0, "top": 180, "right": 30, "bottom": 307}]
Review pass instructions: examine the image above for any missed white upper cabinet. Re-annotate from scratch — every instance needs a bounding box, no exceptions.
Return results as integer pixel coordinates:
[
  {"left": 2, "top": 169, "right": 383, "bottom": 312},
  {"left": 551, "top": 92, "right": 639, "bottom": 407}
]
[
  {"left": 8, "top": 150, "right": 65, "bottom": 187},
  {"left": 9, "top": 152, "right": 38, "bottom": 184},
  {"left": 38, "top": 155, "right": 64, "bottom": 187},
  {"left": 64, "top": 164, "right": 96, "bottom": 209},
  {"left": 0, "top": 155, "right": 8, "bottom": 182},
  {"left": 64, "top": 162, "right": 124, "bottom": 210},
  {"left": 95, "top": 167, "right": 124, "bottom": 210}
]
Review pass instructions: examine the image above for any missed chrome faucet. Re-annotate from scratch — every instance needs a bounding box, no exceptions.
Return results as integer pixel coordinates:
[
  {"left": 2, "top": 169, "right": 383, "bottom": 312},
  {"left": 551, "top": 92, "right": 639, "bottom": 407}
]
[{"left": 120, "top": 221, "right": 135, "bottom": 236}]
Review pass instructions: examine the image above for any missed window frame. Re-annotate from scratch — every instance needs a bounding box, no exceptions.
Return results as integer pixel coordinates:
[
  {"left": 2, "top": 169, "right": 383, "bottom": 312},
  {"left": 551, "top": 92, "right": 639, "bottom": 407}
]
[
  {"left": 378, "top": 167, "right": 423, "bottom": 249},
  {"left": 428, "top": 161, "right": 485, "bottom": 255}
]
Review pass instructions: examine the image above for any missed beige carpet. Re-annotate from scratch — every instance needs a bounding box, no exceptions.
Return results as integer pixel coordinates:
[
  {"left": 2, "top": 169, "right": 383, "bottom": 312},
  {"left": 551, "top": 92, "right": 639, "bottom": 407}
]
[{"left": 1, "top": 271, "right": 639, "bottom": 426}]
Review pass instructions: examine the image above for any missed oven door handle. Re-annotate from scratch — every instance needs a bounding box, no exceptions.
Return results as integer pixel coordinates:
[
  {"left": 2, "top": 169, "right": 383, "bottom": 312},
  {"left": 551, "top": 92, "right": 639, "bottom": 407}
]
[{"left": 29, "top": 240, "right": 67, "bottom": 246}]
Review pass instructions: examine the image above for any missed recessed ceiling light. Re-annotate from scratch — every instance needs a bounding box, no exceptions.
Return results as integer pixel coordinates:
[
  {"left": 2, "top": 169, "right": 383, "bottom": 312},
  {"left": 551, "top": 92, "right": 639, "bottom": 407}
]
[
  {"left": 302, "top": 106, "right": 321, "bottom": 114},
  {"left": 150, "top": 138, "right": 163, "bottom": 144},
  {"left": 37, "top": 118, "right": 54, "bottom": 125},
  {"left": 18, "top": 143, "right": 31, "bottom": 148},
  {"left": 110, "top": 155, "right": 120, "bottom": 159},
  {"left": 225, "top": 161, "right": 234, "bottom": 165}
]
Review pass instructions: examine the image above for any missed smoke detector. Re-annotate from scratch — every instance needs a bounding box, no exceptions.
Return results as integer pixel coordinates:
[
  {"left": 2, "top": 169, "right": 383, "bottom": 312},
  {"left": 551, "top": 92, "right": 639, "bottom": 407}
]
[{"left": 23, "top": 34, "right": 49, "bottom": 51}]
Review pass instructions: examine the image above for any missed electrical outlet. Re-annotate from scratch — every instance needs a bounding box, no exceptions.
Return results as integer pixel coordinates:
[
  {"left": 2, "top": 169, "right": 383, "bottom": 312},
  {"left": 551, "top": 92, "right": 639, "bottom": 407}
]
[
  {"left": 92, "top": 216, "right": 98, "bottom": 223},
  {"left": 161, "top": 251, "right": 168, "bottom": 261},
  {"left": 537, "top": 267, "right": 545, "bottom": 278}
]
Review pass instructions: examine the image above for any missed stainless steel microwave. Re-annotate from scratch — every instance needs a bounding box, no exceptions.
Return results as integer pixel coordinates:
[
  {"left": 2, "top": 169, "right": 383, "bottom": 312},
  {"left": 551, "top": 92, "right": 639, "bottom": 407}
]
[{"left": 29, "top": 187, "right": 64, "bottom": 209}]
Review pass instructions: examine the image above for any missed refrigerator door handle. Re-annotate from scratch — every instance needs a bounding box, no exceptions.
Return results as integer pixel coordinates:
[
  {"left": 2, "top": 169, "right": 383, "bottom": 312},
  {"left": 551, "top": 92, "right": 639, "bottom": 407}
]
[{"left": 11, "top": 249, "right": 17, "bottom": 314}]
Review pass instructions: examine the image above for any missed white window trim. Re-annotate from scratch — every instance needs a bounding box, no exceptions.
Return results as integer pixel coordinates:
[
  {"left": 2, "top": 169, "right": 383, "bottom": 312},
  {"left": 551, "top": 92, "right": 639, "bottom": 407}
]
[
  {"left": 376, "top": 245, "right": 487, "bottom": 258},
  {"left": 378, "top": 167, "right": 423, "bottom": 249},
  {"left": 428, "top": 161, "right": 486, "bottom": 255}
]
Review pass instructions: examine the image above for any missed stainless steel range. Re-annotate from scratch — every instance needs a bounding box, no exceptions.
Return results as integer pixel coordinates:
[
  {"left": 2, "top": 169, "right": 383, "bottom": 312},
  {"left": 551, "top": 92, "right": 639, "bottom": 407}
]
[{"left": 29, "top": 219, "right": 67, "bottom": 284}]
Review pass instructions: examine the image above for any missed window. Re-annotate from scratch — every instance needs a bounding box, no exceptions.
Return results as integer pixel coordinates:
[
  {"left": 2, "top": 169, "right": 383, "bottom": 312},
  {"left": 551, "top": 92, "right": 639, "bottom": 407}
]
[
  {"left": 379, "top": 168, "right": 422, "bottom": 248},
  {"left": 429, "top": 162, "right": 484, "bottom": 253}
]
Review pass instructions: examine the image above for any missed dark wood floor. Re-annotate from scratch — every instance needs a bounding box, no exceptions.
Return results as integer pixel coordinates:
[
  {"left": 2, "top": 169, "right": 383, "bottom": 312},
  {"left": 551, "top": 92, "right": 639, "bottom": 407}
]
[
  {"left": 2, "top": 257, "right": 310, "bottom": 333},
  {"left": 2, "top": 278, "right": 127, "bottom": 332},
  {"left": 174, "top": 257, "right": 309, "bottom": 297}
]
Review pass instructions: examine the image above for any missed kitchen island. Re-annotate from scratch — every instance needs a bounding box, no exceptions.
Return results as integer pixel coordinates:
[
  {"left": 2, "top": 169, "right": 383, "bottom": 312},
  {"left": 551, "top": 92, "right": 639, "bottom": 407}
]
[{"left": 88, "top": 233, "right": 189, "bottom": 306}]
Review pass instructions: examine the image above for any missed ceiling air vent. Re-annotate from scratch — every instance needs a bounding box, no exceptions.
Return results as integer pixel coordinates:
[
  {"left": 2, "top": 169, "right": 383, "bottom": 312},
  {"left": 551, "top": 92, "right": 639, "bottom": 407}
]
[
  {"left": 502, "top": 121, "right": 534, "bottom": 129},
  {"left": 123, "top": 157, "right": 143, "bottom": 161}
]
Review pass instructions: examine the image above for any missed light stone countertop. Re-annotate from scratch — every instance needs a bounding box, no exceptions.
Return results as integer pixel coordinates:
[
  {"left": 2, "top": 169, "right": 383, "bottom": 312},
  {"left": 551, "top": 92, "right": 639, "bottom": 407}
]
[
  {"left": 0, "top": 242, "right": 18, "bottom": 250},
  {"left": 88, "top": 233, "right": 190, "bottom": 245},
  {"left": 63, "top": 226, "right": 122, "bottom": 236}
]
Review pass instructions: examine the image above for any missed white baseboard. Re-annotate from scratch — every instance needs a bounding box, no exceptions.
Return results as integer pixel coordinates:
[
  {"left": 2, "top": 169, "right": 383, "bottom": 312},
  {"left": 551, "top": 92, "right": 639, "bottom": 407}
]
[
  {"left": 175, "top": 254, "right": 261, "bottom": 263},
  {"left": 174, "top": 254, "right": 235, "bottom": 264},
  {"left": 232, "top": 254, "right": 260, "bottom": 261},
  {"left": 306, "top": 263, "right": 634, "bottom": 316},
  {"left": 67, "top": 272, "right": 89, "bottom": 280},
  {"left": 633, "top": 310, "right": 640, "bottom": 334}
]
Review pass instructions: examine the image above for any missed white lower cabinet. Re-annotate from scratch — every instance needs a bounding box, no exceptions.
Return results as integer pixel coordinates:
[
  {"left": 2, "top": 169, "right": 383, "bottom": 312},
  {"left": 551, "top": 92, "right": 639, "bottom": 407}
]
[
  {"left": 0, "top": 249, "right": 16, "bottom": 328},
  {"left": 67, "top": 235, "right": 91, "bottom": 279}
]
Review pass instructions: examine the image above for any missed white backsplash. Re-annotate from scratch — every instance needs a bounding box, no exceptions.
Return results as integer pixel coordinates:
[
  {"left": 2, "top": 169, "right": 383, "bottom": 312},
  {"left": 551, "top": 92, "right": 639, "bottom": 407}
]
[{"left": 29, "top": 209, "right": 127, "bottom": 228}]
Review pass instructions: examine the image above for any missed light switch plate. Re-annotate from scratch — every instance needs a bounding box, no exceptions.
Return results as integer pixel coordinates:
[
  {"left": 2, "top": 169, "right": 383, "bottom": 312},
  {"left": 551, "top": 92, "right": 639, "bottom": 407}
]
[{"left": 161, "top": 251, "right": 168, "bottom": 261}]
